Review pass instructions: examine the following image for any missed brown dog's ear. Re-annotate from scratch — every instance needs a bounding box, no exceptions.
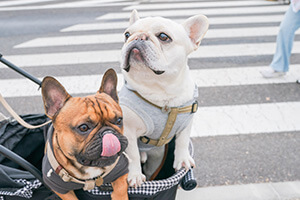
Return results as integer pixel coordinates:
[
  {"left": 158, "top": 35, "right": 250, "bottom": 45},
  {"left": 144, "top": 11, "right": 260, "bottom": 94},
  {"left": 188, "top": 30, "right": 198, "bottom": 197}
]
[
  {"left": 99, "top": 69, "right": 118, "bottom": 103},
  {"left": 182, "top": 14, "right": 209, "bottom": 51},
  {"left": 129, "top": 9, "right": 140, "bottom": 25},
  {"left": 41, "top": 76, "right": 71, "bottom": 119}
]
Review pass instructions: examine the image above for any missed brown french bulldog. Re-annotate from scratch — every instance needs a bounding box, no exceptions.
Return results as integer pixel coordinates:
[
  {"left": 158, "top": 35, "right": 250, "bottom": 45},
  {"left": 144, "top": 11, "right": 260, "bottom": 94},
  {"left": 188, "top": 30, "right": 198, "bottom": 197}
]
[{"left": 41, "top": 69, "right": 129, "bottom": 200}]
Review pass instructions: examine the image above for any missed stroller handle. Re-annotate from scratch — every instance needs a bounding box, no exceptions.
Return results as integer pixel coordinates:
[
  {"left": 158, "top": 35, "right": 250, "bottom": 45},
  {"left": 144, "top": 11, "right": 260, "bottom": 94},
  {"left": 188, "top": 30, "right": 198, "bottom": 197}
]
[
  {"left": 0, "top": 145, "right": 44, "bottom": 185},
  {"left": 0, "top": 53, "right": 42, "bottom": 86},
  {"left": 180, "top": 168, "right": 197, "bottom": 191}
]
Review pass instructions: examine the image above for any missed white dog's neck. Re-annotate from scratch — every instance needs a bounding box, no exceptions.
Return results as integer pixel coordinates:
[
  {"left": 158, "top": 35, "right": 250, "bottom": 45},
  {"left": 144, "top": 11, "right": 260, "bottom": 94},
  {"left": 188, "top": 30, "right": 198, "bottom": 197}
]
[{"left": 125, "top": 66, "right": 195, "bottom": 107}]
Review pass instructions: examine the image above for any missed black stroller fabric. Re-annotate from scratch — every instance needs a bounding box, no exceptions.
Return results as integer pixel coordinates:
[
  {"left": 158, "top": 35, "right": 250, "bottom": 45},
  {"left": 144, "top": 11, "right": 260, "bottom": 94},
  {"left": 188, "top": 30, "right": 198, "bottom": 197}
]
[
  {"left": 0, "top": 114, "right": 54, "bottom": 199},
  {"left": 0, "top": 114, "right": 196, "bottom": 200},
  {"left": 0, "top": 114, "right": 47, "bottom": 169}
]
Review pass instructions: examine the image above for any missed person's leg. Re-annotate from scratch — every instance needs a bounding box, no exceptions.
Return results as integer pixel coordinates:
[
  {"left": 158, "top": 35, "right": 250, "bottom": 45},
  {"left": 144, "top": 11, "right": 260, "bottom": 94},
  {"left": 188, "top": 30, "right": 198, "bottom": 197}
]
[
  {"left": 271, "top": 5, "right": 300, "bottom": 72},
  {"left": 261, "top": 5, "right": 300, "bottom": 78}
]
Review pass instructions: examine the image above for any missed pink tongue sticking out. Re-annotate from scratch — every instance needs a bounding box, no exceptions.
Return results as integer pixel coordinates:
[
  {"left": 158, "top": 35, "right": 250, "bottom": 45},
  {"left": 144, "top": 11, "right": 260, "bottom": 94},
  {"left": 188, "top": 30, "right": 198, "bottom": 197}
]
[{"left": 101, "top": 133, "right": 121, "bottom": 157}]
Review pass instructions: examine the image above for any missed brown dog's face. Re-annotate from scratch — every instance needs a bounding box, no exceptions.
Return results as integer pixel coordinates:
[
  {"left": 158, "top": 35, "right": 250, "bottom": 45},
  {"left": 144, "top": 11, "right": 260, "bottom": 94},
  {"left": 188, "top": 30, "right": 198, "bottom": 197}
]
[{"left": 41, "top": 69, "right": 128, "bottom": 168}]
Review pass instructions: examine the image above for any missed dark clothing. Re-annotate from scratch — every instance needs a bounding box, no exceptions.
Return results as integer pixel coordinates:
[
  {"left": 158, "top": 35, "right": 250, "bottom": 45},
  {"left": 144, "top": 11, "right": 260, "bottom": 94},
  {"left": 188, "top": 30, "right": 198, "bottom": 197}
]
[{"left": 42, "top": 125, "right": 128, "bottom": 194}]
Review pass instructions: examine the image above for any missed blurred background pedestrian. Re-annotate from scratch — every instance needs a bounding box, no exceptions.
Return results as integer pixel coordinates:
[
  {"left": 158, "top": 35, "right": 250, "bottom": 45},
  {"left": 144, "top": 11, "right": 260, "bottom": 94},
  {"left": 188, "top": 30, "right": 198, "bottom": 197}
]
[{"left": 260, "top": 0, "right": 300, "bottom": 81}]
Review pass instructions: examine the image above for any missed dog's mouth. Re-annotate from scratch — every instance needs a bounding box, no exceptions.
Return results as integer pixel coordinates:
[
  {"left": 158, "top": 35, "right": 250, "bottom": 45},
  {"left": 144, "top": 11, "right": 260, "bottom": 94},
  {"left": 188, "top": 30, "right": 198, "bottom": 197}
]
[
  {"left": 75, "top": 130, "right": 128, "bottom": 167},
  {"left": 123, "top": 42, "right": 165, "bottom": 75}
]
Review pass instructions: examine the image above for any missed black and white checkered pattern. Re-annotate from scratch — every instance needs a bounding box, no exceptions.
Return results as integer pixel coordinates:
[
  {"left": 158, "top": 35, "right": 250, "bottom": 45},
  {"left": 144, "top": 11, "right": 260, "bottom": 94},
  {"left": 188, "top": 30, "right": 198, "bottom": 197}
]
[
  {"left": 89, "top": 142, "right": 194, "bottom": 196},
  {"left": 89, "top": 168, "right": 187, "bottom": 196},
  {"left": 128, "top": 168, "right": 187, "bottom": 196},
  {"left": 0, "top": 179, "right": 41, "bottom": 199}
]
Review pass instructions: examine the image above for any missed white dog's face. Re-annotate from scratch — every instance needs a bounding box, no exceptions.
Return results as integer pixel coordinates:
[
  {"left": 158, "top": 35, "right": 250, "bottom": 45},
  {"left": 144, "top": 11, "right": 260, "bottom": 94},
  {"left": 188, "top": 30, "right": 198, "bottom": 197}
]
[
  {"left": 120, "top": 10, "right": 209, "bottom": 85},
  {"left": 121, "top": 17, "right": 190, "bottom": 77}
]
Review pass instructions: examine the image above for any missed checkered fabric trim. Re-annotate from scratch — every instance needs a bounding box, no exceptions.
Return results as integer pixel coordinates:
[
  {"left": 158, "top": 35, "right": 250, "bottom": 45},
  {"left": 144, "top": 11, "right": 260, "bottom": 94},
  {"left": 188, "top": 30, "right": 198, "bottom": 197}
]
[
  {"left": 128, "top": 168, "right": 186, "bottom": 196},
  {"left": 88, "top": 183, "right": 112, "bottom": 196},
  {"left": 89, "top": 168, "right": 187, "bottom": 196},
  {"left": 0, "top": 179, "right": 42, "bottom": 199},
  {"left": 89, "top": 141, "right": 194, "bottom": 196}
]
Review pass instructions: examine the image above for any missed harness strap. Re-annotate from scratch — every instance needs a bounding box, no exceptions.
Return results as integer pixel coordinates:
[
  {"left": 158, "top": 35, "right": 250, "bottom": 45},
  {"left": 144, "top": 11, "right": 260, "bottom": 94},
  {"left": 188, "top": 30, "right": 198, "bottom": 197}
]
[
  {"left": 46, "top": 141, "right": 119, "bottom": 190},
  {"left": 133, "top": 91, "right": 198, "bottom": 147},
  {"left": 0, "top": 93, "right": 51, "bottom": 129}
]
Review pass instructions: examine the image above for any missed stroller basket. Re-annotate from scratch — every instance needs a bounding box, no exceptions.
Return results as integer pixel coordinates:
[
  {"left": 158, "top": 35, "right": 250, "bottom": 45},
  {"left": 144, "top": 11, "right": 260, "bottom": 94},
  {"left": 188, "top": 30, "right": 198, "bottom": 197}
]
[
  {"left": 0, "top": 54, "right": 197, "bottom": 199},
  {"left": 0, "top": 115, "right": 197, "bottom": 200}
]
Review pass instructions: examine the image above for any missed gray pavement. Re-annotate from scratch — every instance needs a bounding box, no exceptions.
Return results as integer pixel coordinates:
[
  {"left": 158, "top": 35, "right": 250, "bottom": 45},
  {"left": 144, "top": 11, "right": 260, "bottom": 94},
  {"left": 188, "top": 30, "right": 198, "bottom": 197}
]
[{"left": 177, "top": 181, "right": 300, "bottom": 200}]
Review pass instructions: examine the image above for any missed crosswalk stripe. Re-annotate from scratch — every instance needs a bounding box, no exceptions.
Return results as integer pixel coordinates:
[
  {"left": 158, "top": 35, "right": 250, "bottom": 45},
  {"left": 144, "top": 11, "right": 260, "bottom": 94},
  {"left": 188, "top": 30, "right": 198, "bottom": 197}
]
[
  {"left": 15, "top": 27, "right": 300, "bottom": 48},
  {"left": 60, "top": 21, "right": 129, "bottom": 32},
  {"left": 15, "top": 34, "right": 124, "bottom": 48},
  {"left": 1, "top": 77, "right": 299, "bottom": 137},
  {"left": 96, "top": 6, "right": 288, "bottom": 20},
  {"left": 123, "top": 0, "right": 278, "bottom": 11},
  {"left": 0, "top": 0, "right": 137, "bottom": 11},
  {"left": 0, "top": 74, "right": 124, "bottom": 98},
  {"left": 206, "top": 27, "right": 298, "bottom": 38},
  {"left": 0, "top": 0, "right": 58, "bottom": 7},
  {"left": 190, "top": 41, "right": 300, "bottom": 58},
  {"left": 3, "top": 41, "right": 300, "bottom": 67},
  {"left": 1, "top": 66, "right": 300, "bottom": 98},
  {"left": 191, "top": 101, "right": 300, "bottom": 137},
  {"left": 192, "top": 66, "right": 300, "bottom": 87},
  {"left": 61, "top": 15, "right": 285, "bottom": 32},
  {"left": 1, "top": 50, "right": 121, "bottom": 68}
]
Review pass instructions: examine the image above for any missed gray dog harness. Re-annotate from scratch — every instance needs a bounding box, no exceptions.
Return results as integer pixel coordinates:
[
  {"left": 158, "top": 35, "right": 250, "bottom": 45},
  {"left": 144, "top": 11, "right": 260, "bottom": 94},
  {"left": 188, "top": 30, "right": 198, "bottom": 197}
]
[{"left": 119, "top": 84, "right": 198, "bottom": 151}]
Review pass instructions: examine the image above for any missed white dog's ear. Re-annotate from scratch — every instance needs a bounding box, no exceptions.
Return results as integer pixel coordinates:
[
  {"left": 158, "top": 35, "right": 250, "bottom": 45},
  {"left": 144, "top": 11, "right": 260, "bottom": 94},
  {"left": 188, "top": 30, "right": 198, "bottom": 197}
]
[
  {"left": 129, "top": 9, "right": 140, "bottom": 25},
  {"left": 182, "top": 15, "right": 209, "bottom": 50}
]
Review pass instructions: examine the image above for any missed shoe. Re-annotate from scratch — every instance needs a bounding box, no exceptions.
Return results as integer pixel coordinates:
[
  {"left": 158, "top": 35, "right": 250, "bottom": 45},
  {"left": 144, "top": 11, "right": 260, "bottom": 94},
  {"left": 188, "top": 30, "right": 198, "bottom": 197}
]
[{"left": 260, "top": 68, "right": 286, "bottom": 78}]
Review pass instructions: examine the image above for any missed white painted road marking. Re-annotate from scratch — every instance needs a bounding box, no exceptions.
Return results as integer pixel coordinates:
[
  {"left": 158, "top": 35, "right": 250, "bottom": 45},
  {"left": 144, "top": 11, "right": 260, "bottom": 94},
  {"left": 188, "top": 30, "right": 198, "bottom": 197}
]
[
  {"left": 0, "top": 0, "right": 58, "bottom": 7},
  {"left": 0, "top": 0, "right": 137, "bottom": 11},
  {"left": 15, "top": 27, "right": 300, "bottom": 48},
  {"left": 124, "top": 0, "right": 278, "bottom": 11},
  {"left": 1, "top": 66, "right": 300, "bottom": 98},
  {"left": 61, "top": 15, "right": 285, "bottom": 32},
  {"left": 1, "top": 74, "right": 300, "bottom": 137},
  {"left": 96, "top": 6, "right": 288, "bottom": 20},
  {"left": 191, "top": 102, "right": 300, "bottom": 137},
  {"left": 3, "top": 41, "right": 300, "bottom": 67}
]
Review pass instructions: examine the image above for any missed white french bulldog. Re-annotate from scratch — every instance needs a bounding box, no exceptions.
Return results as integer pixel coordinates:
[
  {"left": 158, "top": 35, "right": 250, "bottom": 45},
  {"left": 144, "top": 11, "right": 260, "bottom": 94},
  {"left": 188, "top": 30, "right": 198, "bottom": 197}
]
[{"left": 118, "top": 10, "right": 209, "bottom": 187}]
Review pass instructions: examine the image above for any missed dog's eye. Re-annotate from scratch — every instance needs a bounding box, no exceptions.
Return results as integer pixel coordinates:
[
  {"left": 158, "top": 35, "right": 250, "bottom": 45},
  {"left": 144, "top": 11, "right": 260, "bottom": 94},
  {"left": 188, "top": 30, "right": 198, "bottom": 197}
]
[
  {"left": 157, "top": 33, "right": 171, "bottom": 42},
  {"left": 78, "top": 124, "right": 90, "bottom": 133},
  {"left": 124, "top": 32, "right": 130, "bottom": 41},
  {"left": 115, "top": 117, "right": 123, "bottom": 126}
]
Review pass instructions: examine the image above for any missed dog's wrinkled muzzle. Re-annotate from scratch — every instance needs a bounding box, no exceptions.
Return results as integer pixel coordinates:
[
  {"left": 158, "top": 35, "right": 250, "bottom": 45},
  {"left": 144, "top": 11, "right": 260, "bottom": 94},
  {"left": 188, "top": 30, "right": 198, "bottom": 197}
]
[
  {"left": 75, "top": 128, "right": 128, "bottom": 167},
  {"left": 123, "top": 40, "right": 165, "bottom": 75},
  {"left": 101, "top": 133, "right": 121, "bottom": 157}
]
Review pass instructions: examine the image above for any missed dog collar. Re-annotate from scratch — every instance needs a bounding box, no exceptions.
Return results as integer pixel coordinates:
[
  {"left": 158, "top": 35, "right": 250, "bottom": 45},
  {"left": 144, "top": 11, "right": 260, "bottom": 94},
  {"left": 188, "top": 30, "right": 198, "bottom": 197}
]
[
  {"left": 132, "top": 90, "right": 198, "bottom": 147},
  {"left": 45, "top": 138, "right": 120, "bottom": 191}
]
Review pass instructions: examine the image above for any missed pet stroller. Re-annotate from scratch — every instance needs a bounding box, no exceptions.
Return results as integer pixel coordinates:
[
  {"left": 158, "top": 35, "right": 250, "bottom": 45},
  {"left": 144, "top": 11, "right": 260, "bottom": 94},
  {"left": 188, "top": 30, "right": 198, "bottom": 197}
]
[{"left": 0, "top": 54, "right": 197, "bottom": 200}]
